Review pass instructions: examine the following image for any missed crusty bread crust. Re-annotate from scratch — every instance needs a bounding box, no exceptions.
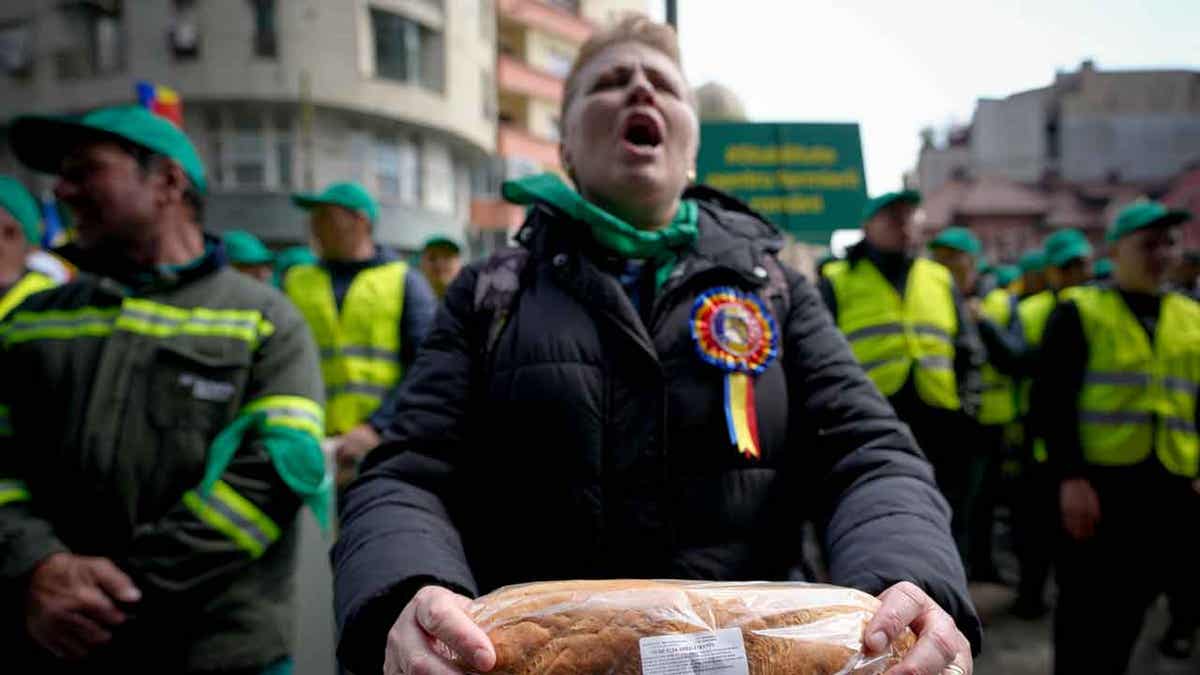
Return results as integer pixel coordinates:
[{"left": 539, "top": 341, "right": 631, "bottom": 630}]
[{"left": 468, "top": 580, "right": 916, "bottom": 675}]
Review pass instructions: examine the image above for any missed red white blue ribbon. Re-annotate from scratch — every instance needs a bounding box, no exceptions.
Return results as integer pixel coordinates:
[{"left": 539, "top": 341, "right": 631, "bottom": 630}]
[{"left": 691, "top": 287, "right": 778, "bottom": 459}]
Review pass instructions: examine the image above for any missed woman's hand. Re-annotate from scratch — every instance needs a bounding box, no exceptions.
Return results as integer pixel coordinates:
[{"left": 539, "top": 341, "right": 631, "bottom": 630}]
[
  {"left": 864, "top": 581, "right": 972, "bottom": 675},
  {"left": 384, "top": 585, "right": 496, "bottom": 675}
]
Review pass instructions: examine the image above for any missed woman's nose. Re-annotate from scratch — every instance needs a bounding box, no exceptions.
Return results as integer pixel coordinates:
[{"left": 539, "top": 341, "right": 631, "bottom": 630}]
[{"left": 625, "top": 70, "right": 655, "bottom": 106}]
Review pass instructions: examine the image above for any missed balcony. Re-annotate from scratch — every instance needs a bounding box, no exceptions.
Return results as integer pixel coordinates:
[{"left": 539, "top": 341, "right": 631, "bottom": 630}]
[
  {"left": 498, "top": 122, "right": 561, "bottom": 170},
  {"left": 498, "top": 53, "right": 564, "bottom": 103},
  {"left": 497, "top": 0, "right": 592, "bottom": 44},
  {"left": 470, "top": 197, "right": 528, "bottom": 232}
]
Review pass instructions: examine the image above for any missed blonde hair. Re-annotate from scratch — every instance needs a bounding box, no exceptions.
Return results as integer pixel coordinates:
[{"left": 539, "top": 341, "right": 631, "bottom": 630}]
[{"left": 561, "top": 14, "right": 688, "bottom": 126}]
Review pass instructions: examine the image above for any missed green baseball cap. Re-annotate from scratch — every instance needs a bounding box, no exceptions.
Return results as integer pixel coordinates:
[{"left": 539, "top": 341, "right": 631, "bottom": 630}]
[
  {"left": 222, "top": 229, "right": 274, "bottom": 265},
  {"left": 995, "top": 265, "right": 1021, "bottom": 288},
  {"left": 1106, "top": 200, "right": 1191, "bottom": 242},
  {"left": 862, "top": 189, "right": 921, "bottom": 223},
  {"left": 272, "top": 246, "right": 319, "bottom": 288},
  {"left": 1092, "top": 257, "right": 1113, "bottom": 279},
  {"left": 928, "top": 226, "right": 982, "bottom": 257},
  {"left": 421, "top": 235, "right": 462, "bottom": 253},
  {"left": 291, "top": 181, "right": 379, "bottom": 224},
  {"left": 10, "top": 105, "right": 207, "bottom": 194},
  {"left": 1043, "top": 228, "right": 1093, "bottom": 268},
  {"left": 1018, "top": 250, "right": 1046, "bottom": 274},
  {"left": 0, "top": 175, "right": 42, "bottom": 245}
]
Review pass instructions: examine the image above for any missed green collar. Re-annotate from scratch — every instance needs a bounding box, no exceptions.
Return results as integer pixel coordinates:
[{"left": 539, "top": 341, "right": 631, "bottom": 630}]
[{"left": 502, "top": 173, "right": 698, "bottom": 260}]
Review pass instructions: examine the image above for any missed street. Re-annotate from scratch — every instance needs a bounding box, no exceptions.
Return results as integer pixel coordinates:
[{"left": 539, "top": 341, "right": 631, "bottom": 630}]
[{"left": 969, "top": 518, "right": 1200, "bottom": 675}]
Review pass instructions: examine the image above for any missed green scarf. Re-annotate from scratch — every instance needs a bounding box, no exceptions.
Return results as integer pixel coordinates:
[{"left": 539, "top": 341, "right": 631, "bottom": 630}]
[
  {"left": 201, "top": 412, "right": 333, "bottom": 531},
  {"left": 502, "top": 173, "right": 698, "bottom": 291}
]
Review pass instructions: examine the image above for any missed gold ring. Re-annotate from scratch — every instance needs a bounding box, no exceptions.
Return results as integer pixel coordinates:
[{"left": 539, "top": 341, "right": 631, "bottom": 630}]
[{"left": 944, "top": 665, "right": 966, "bottom": 675}]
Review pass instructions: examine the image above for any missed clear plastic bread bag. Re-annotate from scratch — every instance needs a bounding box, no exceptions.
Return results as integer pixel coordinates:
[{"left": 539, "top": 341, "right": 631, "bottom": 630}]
[{"left": 460, "top": 579, "right": 916, "bottom": 675}]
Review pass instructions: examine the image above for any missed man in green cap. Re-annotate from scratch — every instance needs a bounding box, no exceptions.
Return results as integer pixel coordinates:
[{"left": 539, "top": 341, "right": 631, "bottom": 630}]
[
  {"left": 929, "top": 226, "right": 1023, "bottom": 582},
  {"left": 286, "top": 181, "right": 436, "bottom": 487},
  {"left": 1007, "top": 228, "right": 1095, "bottom": 618},
  {"left": 821, "top": 193, "right": 984, "bottom": 563},
  {"left": 222, "top": 229, "right": 275, "bottom": 284},
  {"left": 0, "top": 105, "right": 327, "bottom": 673},
  {"left": 419, "top": 235, "right": 464, "bottom": 300},
  {"left": 0, "top": 175, "right": 58, "bottom": 319},
  {"left": 1034, "top": 201, "right": 1199, "bottom": 671}
]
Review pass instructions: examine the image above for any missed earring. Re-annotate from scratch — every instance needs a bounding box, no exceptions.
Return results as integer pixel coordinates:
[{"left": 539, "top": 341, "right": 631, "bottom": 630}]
[{"left": 687, "top": 168, "right": 697, "bottom": 183}]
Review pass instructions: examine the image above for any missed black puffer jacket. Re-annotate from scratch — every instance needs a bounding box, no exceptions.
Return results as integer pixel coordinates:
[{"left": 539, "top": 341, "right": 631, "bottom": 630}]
[{"left": 332, "top": 188, "right": 981, "bottom": 674}]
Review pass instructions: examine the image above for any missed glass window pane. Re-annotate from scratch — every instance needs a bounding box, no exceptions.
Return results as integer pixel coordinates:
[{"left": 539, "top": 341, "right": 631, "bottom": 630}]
[
  {"left": 276, "top": 139, "right": 292, "bottom": 188},
  {"left": 397, "top": 138, "right": 419, "bottom": 205}
]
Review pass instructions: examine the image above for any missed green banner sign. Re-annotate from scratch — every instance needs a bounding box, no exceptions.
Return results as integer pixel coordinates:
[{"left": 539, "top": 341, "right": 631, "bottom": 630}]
[{"left": 697, "top": 122, "right": 867, "bottom": 244}]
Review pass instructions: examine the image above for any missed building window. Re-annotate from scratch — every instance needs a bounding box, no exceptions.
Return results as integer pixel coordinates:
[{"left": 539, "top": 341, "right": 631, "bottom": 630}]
[
  {"left": 204, "top": 109, "right": 224, "bottom": 187},
  {"left": 0, "top": 21, "right": 33, "bottom": 79},
  {"left": 231, "top": 111, "right": 265, "bottom": 188},
  {"left": 370, "top": 8, "right": 444, "bottom": 93},
  {"left": 398, "top": 138, "right": 421, "bottom": 205},
  {"left": 374, "top": 136, "right": 401, "bottom": 198},
  {"left": 249, "top": 0, "right": 277, "bottom": 58},
  {"left": 169, "top": 0, "right": 200, "bottom": 60},
  {"left": 275, "top": 112, "right": 293, "bottom": 189},
  {"left": 55, "top": 1, "right": 126, "bottom": 80}
]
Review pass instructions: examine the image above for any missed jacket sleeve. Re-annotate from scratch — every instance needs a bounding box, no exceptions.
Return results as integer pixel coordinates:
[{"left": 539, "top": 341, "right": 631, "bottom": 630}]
[
  {"left": 952, "top": 286, "right": 985, "bottom": 420},
  {"left": 369, "top": 268, "right": 438, "bottom": 432},
  {"left": 976, "top": 317, "right": 1029, "bottom": 377},
  {"left": 1033, "top": 301, "right": 1088, "bottom": 479},
  {"left": 0, "top": 328, "right": 69, "bottom": 587},
  {"left": 816, "top": 274, "right": 838, "bottom": 318},
  {"left": 333, "top": 265, "right": 482, "bottom": 675},
  {"left": 123, "top": 295, "right": 324, "bottom": 596},
  {"left": 781, "top": 270, "right": 982, "bottom": 654}
]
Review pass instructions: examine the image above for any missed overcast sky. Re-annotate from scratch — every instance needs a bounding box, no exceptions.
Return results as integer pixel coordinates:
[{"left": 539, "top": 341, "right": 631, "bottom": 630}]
[{"left": 648, "top": 0, "right": 1199, "bottom": 195}]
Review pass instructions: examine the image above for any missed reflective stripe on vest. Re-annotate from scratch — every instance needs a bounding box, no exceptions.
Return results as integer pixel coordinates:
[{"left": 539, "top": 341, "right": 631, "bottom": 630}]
[
  {"left": 0, "top": 271, "right": 56, "bottom": 319},
  {"left": 182, "top": 479, "right": 281, "bottom": 558},
  {"left": 1073, "top": 287, "right": 1200, "bottom": 478},
  {"left": 1, "top": 300, "right": 275, "bottom": 347},
  {"left": 826, "top": 257, "right": 960, "bottom": 410},
  {"left": 285, "top": 262, "right": 407, "bottom": 435},
  {"left": 979, "top": 288, "right": 1018, "bottom": 425}
]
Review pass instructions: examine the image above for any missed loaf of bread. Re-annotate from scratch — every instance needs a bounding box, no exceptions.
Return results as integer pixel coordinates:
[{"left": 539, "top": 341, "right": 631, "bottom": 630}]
[{"left": 466, "top": 580, "right": 916, "bottom": 675}]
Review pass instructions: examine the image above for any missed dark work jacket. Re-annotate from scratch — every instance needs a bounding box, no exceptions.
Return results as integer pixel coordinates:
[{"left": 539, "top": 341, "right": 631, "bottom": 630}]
[{"left": 331, "top": 189, "right": 981, "bottom": 675}]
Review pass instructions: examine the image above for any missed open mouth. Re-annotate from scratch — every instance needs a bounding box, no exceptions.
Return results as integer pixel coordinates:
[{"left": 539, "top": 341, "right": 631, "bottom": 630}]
[{"left": 622, "top": 112, "right": 663, "bottom": 148}]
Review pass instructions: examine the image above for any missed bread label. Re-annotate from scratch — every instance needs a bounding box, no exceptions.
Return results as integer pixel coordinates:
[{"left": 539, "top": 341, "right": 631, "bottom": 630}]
[{"left": 638, "top": 628, "right": 750, "bottom": 675}]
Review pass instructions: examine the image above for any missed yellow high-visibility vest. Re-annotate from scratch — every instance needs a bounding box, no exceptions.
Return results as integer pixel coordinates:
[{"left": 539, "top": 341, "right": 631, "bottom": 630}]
[
  {"left": 826, "top": 257, "right": 960, "bottom": 410},
  {"left": 980, "top": 288, "right": 1018, "bottom": 425},
  {"left": 1072, "top": 286, "right": 1200, "bottom": 478},
  {"left": 0, "top": 270, "right": 56, "bottom": 319},
  {"left": 285, "top": 262, "right": 407, "bottom": 435}
]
